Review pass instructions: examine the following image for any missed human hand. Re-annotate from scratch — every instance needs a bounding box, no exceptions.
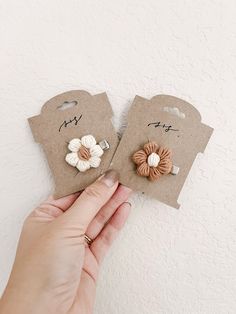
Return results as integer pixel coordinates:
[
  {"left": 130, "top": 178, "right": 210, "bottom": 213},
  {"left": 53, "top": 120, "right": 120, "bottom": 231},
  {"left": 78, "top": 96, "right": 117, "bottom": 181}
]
[{"left": 0, "top": 170, "right": 132, "bottom": 314}]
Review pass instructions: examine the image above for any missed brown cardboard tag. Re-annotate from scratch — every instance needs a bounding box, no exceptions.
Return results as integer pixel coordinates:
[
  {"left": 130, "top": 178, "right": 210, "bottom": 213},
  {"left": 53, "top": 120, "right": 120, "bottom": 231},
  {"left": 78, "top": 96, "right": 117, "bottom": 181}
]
[
  {"left": 111, "top": 95, "right": 214, "bottom": 209},
  {"left": 28, "top": 90, "right": 119, "bottom": 198}
]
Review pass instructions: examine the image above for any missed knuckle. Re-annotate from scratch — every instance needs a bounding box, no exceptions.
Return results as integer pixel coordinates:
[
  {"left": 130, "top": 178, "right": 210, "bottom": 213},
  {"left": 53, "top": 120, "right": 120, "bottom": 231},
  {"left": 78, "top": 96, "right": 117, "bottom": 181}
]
[
  {"left": 84, "top": 183, "right": 103, "bottom": 200},
  {"left": 96, "top": 211, "right": 108, "bottom": 224},
  {"left": 23, "top": 209, "right": 37, "bottom": 224},
  {"left": 100, "top": 230, "right": 113, "bottom": 247},
  {"left": 110, "top": 196, "right": 121, "bottom": 210}
]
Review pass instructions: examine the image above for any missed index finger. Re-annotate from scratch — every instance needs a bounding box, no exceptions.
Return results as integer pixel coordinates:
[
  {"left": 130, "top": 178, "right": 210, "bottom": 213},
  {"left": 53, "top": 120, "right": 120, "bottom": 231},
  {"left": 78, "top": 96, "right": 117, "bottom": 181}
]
[{"left": 62, "top": 170, "right": 119, "bottom": 230}]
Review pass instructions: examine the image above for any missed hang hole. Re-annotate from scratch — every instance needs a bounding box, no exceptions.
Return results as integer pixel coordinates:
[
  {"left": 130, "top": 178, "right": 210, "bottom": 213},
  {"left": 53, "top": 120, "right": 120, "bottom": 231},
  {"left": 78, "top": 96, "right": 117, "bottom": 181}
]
[
  {"left": 163, "top": 106, "right": 185, "bottom": 119},
  {"left": 57, "top": 100, "right": 78, "bottom": 111}
]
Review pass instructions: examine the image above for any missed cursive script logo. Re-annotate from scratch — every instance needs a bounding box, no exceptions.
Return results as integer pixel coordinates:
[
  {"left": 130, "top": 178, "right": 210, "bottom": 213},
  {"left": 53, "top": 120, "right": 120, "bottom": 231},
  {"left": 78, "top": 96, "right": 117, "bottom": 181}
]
[
  {"left": 147, "top": 121, "right": 179, "bottom": 133},
  {"left": 59, "top": 114, "right": 83, "bottom": 132}
]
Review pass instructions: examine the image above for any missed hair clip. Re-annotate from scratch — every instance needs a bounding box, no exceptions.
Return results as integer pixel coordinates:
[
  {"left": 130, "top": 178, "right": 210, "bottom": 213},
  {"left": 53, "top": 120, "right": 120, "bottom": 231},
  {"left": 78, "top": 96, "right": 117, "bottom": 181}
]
[
  {"left": 132, "top": 141, "right": 179, "bottom": 181},
  {"left": 65, "top": 134, "right": 109, "bottom": 172}
]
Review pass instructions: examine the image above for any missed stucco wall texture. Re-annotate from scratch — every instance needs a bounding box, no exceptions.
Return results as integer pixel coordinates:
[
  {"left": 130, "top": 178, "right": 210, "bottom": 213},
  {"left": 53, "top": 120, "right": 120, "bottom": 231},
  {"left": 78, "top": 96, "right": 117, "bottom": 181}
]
[{"left": 0, "top": 1, "right": 236, "bottom": 313}]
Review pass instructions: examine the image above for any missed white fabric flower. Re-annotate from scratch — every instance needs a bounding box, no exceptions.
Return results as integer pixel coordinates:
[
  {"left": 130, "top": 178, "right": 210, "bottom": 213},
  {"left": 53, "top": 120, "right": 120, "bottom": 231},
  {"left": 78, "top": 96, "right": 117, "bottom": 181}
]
[{"left": 65, "top": 135, "right": 104, "bottom": 172}]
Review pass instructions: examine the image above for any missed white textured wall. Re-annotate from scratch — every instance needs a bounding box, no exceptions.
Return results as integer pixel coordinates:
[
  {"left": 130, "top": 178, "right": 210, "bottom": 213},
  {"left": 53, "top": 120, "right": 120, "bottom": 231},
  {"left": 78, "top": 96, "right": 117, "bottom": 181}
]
[{"left": 0, "top": 1, "right": 236, "bottom": 313}]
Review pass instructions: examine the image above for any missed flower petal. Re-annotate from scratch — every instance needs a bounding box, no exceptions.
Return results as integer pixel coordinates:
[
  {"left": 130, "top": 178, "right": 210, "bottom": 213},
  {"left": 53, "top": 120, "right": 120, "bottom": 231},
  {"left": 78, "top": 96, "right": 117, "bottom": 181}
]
[
  {"left": 81, "top": 135, "right": 96, "bottom": 149},
  {"left": 132, "top": 150, "right": 147, "bottom": 165},
  {"left": 137, "top": 162, "right": 150, "bottom": 177},
  {"left": 158, "top": 146, "right": 171, "bottom": 160},
  {"left": 68, "top": 138, "right": 81, "bottom": 152},
  {"left": 158, "top": 159, "right": 172, "bottom": 175},
  {"left": 89, "top": 156, "right": 101, "bottom": 168},
  {"left": 144, "top": 142, "right": 159, "bottom": 155},
  {"left": 90, "top": 145, "right": 104, "bottom": 157},
  {"left": 65, "top": 152, "right": 79, "bottom": 167},
  {"left": 76, "top": 160, "right": 90, "bottom": 172},
  {"left": 149, "top": 167, "right": 161, "bottom": 181}
]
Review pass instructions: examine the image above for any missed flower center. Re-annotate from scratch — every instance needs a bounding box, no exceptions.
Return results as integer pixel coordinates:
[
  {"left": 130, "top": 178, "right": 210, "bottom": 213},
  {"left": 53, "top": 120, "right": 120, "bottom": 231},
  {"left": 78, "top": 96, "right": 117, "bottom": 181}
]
[
  {"left": 77, "top": 145, "right": 91, "bottom": 161},
  {"left": 147, "top": 152, "right": 160, "bottom": 167}
]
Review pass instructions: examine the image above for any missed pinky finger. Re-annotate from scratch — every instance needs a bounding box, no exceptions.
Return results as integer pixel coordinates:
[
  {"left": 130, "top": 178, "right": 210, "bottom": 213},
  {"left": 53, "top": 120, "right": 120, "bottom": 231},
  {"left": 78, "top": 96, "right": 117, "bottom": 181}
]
[{"left": 90, "top": 202, "right": 131, "bottom": 264}]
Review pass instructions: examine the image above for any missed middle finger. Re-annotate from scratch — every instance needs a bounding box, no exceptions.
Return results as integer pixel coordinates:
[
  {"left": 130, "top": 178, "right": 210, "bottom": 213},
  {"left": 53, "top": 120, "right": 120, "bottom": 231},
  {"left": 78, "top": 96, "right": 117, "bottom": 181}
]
[{"left": 85, "top": 184, "right": 132, "bottom": 240}]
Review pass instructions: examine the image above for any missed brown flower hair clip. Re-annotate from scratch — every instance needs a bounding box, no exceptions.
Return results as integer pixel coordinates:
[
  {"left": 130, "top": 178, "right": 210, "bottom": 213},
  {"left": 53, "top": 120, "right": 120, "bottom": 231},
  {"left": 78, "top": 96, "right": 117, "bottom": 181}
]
[{"left": 132, "top": 141, "right": 179, "bottom": 181}]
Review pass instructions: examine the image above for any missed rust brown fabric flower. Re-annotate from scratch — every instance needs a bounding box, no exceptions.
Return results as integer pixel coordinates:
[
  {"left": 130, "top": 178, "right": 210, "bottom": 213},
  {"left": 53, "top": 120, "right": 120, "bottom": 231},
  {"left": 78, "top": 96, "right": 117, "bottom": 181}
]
[{"left": 132, "top": 141, "right": 172, "bottom": 181}]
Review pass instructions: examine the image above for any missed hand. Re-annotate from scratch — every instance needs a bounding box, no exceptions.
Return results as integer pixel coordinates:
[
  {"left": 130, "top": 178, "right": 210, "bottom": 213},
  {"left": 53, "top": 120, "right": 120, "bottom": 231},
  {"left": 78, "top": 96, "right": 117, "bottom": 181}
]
[{"left": 0, "top": 170, "right": 132, "bottom": 314}]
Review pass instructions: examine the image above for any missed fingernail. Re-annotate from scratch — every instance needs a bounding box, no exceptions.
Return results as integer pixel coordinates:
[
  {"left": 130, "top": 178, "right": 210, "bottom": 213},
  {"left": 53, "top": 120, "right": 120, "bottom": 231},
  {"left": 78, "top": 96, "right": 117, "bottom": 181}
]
[
  {"left": 100, "top": 169, "right": 119, "bottom": 187},
  {"left": 124, "top": 201, "right": 132, "bottom": 208}
]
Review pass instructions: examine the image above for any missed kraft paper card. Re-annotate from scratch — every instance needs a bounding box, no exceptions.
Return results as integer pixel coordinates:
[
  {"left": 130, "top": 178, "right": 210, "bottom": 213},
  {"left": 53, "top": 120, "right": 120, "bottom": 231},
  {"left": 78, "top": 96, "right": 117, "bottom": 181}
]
[
  {"left": 28, "top": 90, "right": 119, "bottom": 198},
  {"left": 111, "top": 94, "right": 213, "bottom": 208}
]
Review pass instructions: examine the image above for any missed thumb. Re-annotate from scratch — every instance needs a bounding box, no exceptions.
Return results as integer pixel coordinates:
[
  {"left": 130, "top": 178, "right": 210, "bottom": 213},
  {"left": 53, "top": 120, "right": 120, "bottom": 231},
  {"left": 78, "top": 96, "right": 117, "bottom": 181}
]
[{"left": 61, "top": 170, "right": 119, "bottom": 231}]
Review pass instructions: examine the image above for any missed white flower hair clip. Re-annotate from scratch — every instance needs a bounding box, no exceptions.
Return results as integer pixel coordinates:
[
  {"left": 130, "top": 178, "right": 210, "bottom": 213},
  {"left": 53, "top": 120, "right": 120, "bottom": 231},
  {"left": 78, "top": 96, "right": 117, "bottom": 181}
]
[{"left": 65, "top": 134, "right": 109, "bottom": 172}]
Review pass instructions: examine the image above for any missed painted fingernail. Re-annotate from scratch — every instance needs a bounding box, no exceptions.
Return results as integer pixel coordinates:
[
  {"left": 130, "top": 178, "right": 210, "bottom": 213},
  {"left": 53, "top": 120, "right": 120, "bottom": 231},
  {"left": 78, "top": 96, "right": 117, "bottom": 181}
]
[{"left": 100, "top": 169, "right": 119, "bottom": 187}]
